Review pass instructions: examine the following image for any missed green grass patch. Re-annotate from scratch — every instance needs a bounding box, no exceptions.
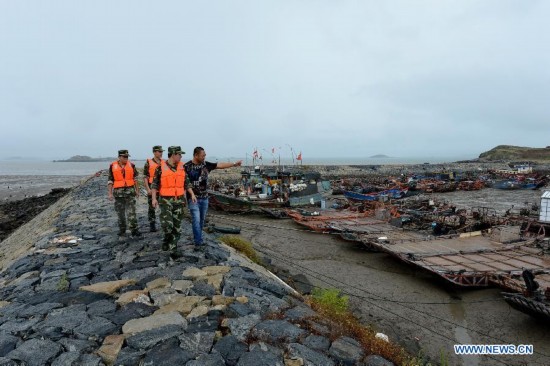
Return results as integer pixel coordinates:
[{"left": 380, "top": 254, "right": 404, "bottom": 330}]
[
  {"left": 311, "top": 288, "right": 349, "bottom": 315},
  {"left": 219, "top": 235, "right": 263, "bottom": 265},
  {"left": 57, "top": 274, "right": 70, "bottom": 292}
]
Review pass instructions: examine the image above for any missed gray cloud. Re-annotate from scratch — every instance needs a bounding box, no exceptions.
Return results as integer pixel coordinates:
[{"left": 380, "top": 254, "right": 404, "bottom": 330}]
[{"left": 1, "top": 0, "right": 549, "bottom": 160}]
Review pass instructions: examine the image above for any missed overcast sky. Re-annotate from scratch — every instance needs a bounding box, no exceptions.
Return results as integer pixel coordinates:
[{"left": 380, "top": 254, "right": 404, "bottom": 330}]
[{"left": 1, "top": 0, "right": 549, "bottom": 160}]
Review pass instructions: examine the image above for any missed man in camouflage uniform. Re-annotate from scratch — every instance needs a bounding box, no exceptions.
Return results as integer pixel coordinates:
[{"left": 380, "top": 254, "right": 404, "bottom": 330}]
[
  {"left": 108, "top": 149, "right": 142, "bottom": 240},
  {"left": 143, "top": 145, "right": 164, "bottom": 232},
  {"left": 151, "top": 146, "right": 196, "bottom": 259}
]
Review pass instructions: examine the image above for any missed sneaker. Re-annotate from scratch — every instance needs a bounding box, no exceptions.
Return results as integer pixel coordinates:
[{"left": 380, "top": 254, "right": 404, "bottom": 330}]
[
  {"left": 161, "top": 243, "right": 169, "bottom": 251},
  {"left": 150, "top": 223, "right": 157, "bottom": 232},
  {"left": 193, "top": 245, "right": 205, "bottom": 252},
  {"left": 170, "top": 250, "right": 183, "bottom": 259},
  {"left": 118, "top": 234, "right": 127, "bottom": 242}
]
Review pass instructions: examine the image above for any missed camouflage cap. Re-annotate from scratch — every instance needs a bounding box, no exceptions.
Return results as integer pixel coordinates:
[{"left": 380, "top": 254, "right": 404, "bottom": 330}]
[
  {"left": 167, "top": 146, "right": 185, "bottom": 155},
  {"left": 152, "top": 145, "right": 164, "bottom": 152},
  {"left": 118, "top": 149, "right": 130, "bottom": 157}
]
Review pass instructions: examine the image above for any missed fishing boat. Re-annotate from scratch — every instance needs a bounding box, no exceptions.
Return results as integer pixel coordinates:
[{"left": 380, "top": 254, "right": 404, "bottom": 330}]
[
  {"left": 343, "top": 188, "right": 408, "bottom": 202},
  {"left": 208, "top": 166, "right": 330, "bottom": 213},
  {"left": 502, "top": 270, "right": 550, "bottom": 322},
  {"left": 493, "top": 177, "right": 547, "bottom": 190}
]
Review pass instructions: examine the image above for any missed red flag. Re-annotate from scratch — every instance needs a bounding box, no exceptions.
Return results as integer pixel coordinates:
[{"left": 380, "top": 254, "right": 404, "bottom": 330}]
[
  {"left": 253, "top": 149, "right": 258, "bottom": 158},
  {"left": 296, "top": 152, "right": 302, "bottom": 161}
]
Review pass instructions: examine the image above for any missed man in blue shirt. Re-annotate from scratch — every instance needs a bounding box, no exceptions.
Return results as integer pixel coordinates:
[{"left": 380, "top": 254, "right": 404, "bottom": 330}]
[{"left": 184, "top": 146, "right": 242, "bottom": 250}]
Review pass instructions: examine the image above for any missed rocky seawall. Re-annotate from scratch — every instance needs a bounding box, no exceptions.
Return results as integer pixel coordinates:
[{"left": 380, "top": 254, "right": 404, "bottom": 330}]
[{"left": 0, "top": 172, "right": 394, "bottom": 365}]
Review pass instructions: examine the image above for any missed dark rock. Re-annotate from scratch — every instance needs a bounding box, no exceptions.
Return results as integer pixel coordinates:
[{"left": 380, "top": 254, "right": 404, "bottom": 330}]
[
  {"left": 329, "top": 336, "right": 365, "bottom": 365},
  {"left": 37, "top": 306, "right": 89, "bottom": 334},
  {"left": 302, "top": 334, "right": 331, "bottom": 352},
  {"left": 249, "top": 342, "right": 284, "bottom": 357},
  {"left": 288, "top": 274, "right": 313, "bottom": 294},
  {"left": 115, "top": 347, "right": 145, "bottom": 365},
  {"left": 69, "top": 264, "right": 99, "bottom": 276},
  {"left": 236, "top": 347, "right": 284, "bottom": 366},
  {"left": 33, "top": 325, "right": 65, "bottom": 340},
  {"left": 225, "top": 313, "right": 261, "bottom": 341},
  {"left": 135, "top": 253, "right": 162, "bottom": 263},
  {"left": 142, "top": 337, "right": 193, "bottom": 366},
  {"left": 204, "top": 245, "right": 230, "bottom": 262},
  {"left": 105, "top": 302, "right": 157, "bottom": 326},
  {"left": 188, "top": 281, "right": 216, "bottom": 297},
  {"left": 0, "top": 317, "right": 41, "bottom": 335},
  {"left": 284, "top": 306, "right": 317, "bottom": 321},
  {"left": 364, "top": 354, "right": 395, "bottom": 366},
  {"left": 58, "top": 338, "right": 97, "bottom": 353},
  {"left": 99, "top": 261, "right": 122, "bottom": 274},
  {"left": 7, "top": 338, "right": 63, "bottom": 366},
  {"left": 0, "top": 357, "right": 18, "bottom": 366},
  {"left": 288, "top": 343, "right": 335, "bottom": 366},
  {"left": 86, "top": 300, "right": 117, "bottom": 317},
  {"left": 0, "top": 333, "right": 18, "bottom": 357},
  {"left": 233, "top": 286, "right": 289, "bottom": 315},
  {"left": 224, "top": 302, "right": 253, "bottom": 318},
  {"left": 73, "top": 316, "right": 117, "bottom": 338},
  {"left": 20, "top": 290, "right": 110, "bottom": 306},
  {"left": 89, "top": 274, "right": 119, "bottom": 284},
  {"left": 40, "top": 269, "right": 67, "bottom": 280},
  {"left": 178, "top": 331, "right": 215, "bottom": 356},
  {"left": 185, "top": 352, "right": 225, "bottom": 366},
  {"left": 258, "top": 281, "right": 288, "bottom": 298},
  {"left": 51, "top": 351, "right": 80, "bottom": 366},
  {"left": 18, "top": 302, "right": 64, "bottom": 318},
  {"left": 69, "top": 277, "right": 90, "bottom": 290},
  {"left": 212, "top": 335, "right": 247, "bottom": 366},
  {"left": 75, "top": 353, "right": 102, "bottom": 366},
  {"left": 122, "top": 261, "right": 157, "bottom": 271},
  {"left": 0, "top": 303, "right": 27, "bottom": 318},
  {"left": 157, "top": 263, "right": 191, "bottom": 280},
  {"left": 8, "top": 256, "right": 44, "bottom": 279},
  {"left": 126, "top": 324, "right": 185, "bottom": 350},
  {"left": 120, "top": 268, "right": 156, "bottom": 282},
  {"left": 185, "top": 315, "right": 220, "bottom": 333},
  {"left": 306, "top": 320, "right": 330, "bottom": 336},
  {"left": 13, "top": 277, "right": 40, "bottom": 290},
  {"left": 251, "top": 320, "right": 306, "bottom": 343},
  {"left": 35, "top": 277, "right": 64, "bottom": 292}
]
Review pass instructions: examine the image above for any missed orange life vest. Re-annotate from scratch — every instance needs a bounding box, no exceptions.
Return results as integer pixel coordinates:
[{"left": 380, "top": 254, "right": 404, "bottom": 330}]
[
  {"left": 159, "top": 160, "right": 186, "bottom": 197},
  {"left": 111, "top": 161, "right": 135, "bottom": 188},
  {"left": 147, "top": 158, "right": 164, "bottom": 184}
]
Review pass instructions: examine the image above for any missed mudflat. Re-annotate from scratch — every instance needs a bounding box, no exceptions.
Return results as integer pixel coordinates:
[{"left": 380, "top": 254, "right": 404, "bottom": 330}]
[{"left": 209, "top": 187, "right": 550, "bottom": 365}]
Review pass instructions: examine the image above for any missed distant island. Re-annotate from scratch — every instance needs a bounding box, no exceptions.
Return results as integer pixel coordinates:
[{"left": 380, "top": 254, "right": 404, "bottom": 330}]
[
  {"left": 53, "top": 155, "right": 116, "bottom": 162},
  {"left": 478, "top": 145, "right": 550, "bottom": 162},
  {"left": 369, "top": 154, "right": 391, "bottom": 158}
]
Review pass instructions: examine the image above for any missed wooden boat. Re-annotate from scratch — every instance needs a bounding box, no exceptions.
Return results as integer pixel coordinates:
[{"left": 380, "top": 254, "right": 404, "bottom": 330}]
[
  {"left": 343, "top": 188, "right": 408, "bottom": 202},
  {"left": 502, "top": 270, "right": 550, "bottom": 321},
  {"left": 208, "top": 167, "right": 330, "bottom": 213},
  {"left": 493, "top": 178, "right": 546, "bottom": 190},
  {"left": 502, "top": 292, "right": 550, "bottom": 322}
]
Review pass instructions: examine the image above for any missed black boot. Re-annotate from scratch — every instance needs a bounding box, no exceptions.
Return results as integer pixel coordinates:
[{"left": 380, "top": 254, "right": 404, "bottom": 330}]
[
  {"left": 170, "top": 250, "right": 183, "bottom": 260},
  {"left": 150, "top": 222, "right": 157, "bottom": 232}
]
